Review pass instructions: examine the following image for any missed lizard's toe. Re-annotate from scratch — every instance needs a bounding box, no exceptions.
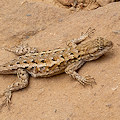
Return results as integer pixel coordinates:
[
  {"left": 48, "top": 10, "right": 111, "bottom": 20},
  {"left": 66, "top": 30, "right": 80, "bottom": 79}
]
[
  {"left": 83, "top": 75, "right": 96, "bottom": 86},
  {"left": 77, "top": 75, "right": 96, "bottom": 87},
  {"left": 0, "top": 91, "right": 12, "bottom": 110}
]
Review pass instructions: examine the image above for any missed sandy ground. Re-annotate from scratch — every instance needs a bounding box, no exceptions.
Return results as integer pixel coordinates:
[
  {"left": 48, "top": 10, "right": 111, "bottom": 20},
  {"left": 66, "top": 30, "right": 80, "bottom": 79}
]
[{"left": 0, "top": 0, "right": 120, "bottom": 120}]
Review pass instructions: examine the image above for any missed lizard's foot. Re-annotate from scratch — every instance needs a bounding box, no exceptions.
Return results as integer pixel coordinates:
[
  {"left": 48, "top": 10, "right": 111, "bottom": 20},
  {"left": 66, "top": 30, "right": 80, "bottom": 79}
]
[
  {"left": 0, "top": 90, "right": 12, "bottom": 110},
  {"left": 77, "top": 75, "right": 96, "bottom": 87},
  {"left": 83, "top": 27, "right": 95, "bottom": 38},
  {"left": 0, "top": 69, "right": 29, "bottom": 110}
]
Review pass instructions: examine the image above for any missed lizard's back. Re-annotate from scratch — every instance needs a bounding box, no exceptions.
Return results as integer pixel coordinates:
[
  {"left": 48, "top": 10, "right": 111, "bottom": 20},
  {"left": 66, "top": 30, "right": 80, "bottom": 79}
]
[{"left": 0, "top": 47, "right": 78, "bottom": 77}]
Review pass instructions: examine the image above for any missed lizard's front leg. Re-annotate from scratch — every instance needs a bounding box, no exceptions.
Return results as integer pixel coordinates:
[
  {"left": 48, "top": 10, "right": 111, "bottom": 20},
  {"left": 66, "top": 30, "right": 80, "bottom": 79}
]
[
  {"left": 65, "top": 60, "right": 96, "bottom": 86},
  {"left": 0, "top": 68, "right": 29, "bottom": 109},
  {"left": 67, "top": 27, "right": 95, "bottom": 48},
  {"left": 4, "top": 44, "right": 38, "bottom": 56}
]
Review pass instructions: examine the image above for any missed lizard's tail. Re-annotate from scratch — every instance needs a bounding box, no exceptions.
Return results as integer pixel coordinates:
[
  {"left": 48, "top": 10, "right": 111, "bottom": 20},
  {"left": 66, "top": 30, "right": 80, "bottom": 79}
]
[{"left": 0, "top": 63, "right": 17, "bottom": 74}]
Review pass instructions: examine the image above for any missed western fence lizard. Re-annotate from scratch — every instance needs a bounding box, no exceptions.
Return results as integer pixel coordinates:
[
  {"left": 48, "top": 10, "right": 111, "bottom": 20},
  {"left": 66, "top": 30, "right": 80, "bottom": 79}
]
[{"left": 0, "top": 28, "right": 113, "bottom": 109}]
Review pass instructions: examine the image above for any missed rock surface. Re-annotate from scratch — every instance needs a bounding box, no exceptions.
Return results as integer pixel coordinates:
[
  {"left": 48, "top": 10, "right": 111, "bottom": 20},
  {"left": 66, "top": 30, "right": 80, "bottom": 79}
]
[{"left": 0, "top": 0, "right": 120, "bottom": 120}]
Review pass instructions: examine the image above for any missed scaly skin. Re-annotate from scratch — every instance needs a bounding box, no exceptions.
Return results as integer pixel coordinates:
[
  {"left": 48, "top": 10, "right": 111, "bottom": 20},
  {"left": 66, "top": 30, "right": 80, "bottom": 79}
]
[{"left": 0, "top": 28, "right": 113, "bottom": 109}]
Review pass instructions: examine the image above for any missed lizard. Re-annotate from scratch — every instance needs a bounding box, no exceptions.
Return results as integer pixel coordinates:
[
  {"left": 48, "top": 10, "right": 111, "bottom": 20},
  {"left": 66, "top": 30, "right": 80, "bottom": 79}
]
[{"left": 0, "top": 28, "right": 113, "bottom": 109}]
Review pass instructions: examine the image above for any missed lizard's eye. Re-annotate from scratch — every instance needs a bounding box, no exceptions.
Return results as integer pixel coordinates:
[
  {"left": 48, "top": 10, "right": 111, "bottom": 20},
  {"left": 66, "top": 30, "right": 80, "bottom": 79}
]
[{"left": 99, "top": 46, "right": 104, "bottom": 50}]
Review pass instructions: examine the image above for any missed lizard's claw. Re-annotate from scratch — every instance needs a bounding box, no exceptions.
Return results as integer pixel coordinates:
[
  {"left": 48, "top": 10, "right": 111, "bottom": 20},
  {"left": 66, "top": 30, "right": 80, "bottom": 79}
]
[
  {"left": 0, "top": 91, "right": 12, "bottom": 110},
  {"left": 84, "top": 27, "right": 95, "bottom": 38},
  {"left": 77, "top": 75, "right": 96, "bottom": 87}
]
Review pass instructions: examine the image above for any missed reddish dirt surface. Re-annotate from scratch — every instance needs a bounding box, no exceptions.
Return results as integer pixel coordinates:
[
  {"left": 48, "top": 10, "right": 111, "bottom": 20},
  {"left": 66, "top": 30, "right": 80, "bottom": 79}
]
[{"left": 0, "top": 0, "right": 120, "bottom": 120}]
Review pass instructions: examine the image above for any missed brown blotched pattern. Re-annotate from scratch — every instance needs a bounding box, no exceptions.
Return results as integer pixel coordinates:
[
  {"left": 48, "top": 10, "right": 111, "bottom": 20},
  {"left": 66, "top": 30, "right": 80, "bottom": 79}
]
[{"left": 0, "top": 28, "right": 113, "bottom": 109}]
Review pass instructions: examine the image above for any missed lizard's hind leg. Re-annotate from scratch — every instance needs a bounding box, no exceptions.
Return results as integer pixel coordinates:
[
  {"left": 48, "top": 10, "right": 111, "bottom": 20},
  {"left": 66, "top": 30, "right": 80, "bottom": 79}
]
[
  {"left": 0, "top": 68, "right": 29, "bottom": 109},
  {"left": 3, "top": 44, "right": 38, "bottom": 56}
]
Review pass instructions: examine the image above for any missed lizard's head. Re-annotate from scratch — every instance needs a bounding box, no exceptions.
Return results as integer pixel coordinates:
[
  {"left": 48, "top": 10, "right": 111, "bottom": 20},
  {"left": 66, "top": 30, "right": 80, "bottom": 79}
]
[{"left": 77, "top": 37, "right": 113, "bottom": 61}]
